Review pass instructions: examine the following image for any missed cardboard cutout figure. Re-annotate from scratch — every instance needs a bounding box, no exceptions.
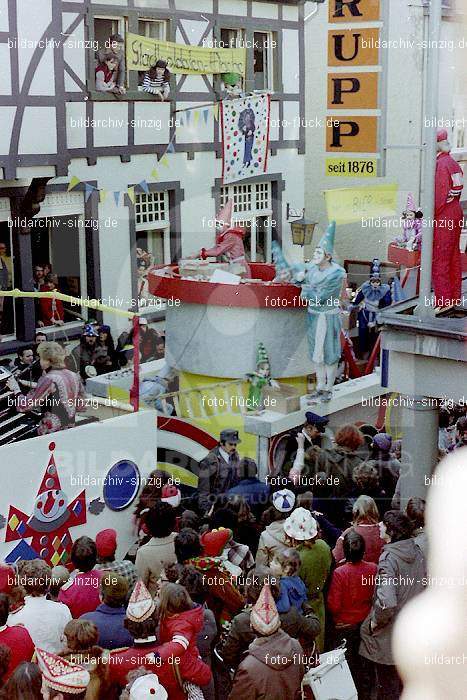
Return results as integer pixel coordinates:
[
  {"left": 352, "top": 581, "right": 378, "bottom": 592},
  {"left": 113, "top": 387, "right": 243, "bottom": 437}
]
[
  {"left": 352, "top": 260, "right": 392, "bottom": 356},
  {"left": 432, "top": 129, "right": 464, "bottom": 306},
  {"left": 272, "top": 222, "right": 346, "bottom": 402}
]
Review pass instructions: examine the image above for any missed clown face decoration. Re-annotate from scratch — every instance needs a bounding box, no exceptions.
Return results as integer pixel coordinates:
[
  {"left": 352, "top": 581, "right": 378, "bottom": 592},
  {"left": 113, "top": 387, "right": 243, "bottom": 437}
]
[{"left": 28, "top": 488, "right": 70, "bottom": 532}]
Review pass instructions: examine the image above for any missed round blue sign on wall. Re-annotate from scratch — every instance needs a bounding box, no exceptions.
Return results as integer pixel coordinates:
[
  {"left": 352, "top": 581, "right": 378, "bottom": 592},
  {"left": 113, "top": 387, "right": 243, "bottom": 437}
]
[{"left": 103, "top": 460, "right": 140, "bottom": 511}]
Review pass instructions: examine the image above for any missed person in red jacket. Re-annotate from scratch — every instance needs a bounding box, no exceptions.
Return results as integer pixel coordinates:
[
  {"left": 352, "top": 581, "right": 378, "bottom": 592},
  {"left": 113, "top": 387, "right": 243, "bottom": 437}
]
[
  {"left": 58, "top": 537, "right": 103, "bottom": 618},
  {"left": 327, "top": 530, "right": 377, "bottom": 698},
  {"left": 157, "top": 582, "right": 209, "bottom": 691},
  {"left": 432, "top": 128, "right": 464, "bottom": 307},
  {"left": 0, "top": 594, "right": 34, "bottom": 682},
  {"left": 107, "top": 580, "right": 211, "bottom": 698}
]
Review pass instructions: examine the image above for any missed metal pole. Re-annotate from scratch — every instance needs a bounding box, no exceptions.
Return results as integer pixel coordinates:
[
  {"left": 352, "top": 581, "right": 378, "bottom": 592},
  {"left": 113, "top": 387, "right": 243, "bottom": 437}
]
[{"left": 418, "top": 0, "right": 442, "bottom": 318}]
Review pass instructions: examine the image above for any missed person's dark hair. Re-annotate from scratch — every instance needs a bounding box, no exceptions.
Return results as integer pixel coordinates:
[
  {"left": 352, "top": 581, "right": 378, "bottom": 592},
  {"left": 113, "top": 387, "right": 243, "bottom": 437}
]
[
  {"left": 148, "top": 60, "right": 170, "bottom": 83},
  {"left": 18, "top": 346, "right": 34, "bottom": 359},
  {"left": 353, "top": 461, "right": 380, "bottom": 491},
  {"left": 177, "top": 565, "right": 207, "bottom": 604},
  {"left": 49, "top": 691, "right": 86, "bottom": 700},
  {"left": 0, "top": 644, "right": 10, "bottom": 686},
  {"left": 145, "top": 501, "right": 176, "bottom": 538},
  {"left": 246, "top": 569, "right": 279, "bottom": 604},
  {"left": 456, "top": 416, "right": 467, "bottom": 434},
  {"left": 109, "top": 33, "right": 124, "bottom": 44},
  {"left": 260, "top": 504, "right": 284, "bottom": 527},
  {"left": 296, "top": 491, "right": 314, "bottom": 512},
  {"left": 134, "top": 470, "right": 170, "bottom": 518},
  {"left": 238, "top": 457, "right": 257, "bottom": 480},
  {"left": 438, "top": 410, "right": 450, "bottom": 429},
  {"left": 0, "top": 662, "right": 42, "bottom": 700},
  {"left": 343, "top": 530, "right": 366, "bottom": 563},
  {"left": 0, "top": 594, "right": 9, "bottom": 626},
  {"left": 406, "top": 497, "right": 426, "bottom": 530},
  {"left": 225, "top": 495, "right": 255, "bottom": 524},
  {"left": 124, "top": 609, "right": 158, "bottom": 639},
  {"left": 210, "top": 507, "right": 237, "bottom": 532},
  {"left": 174, "top": 528, "right": 202, "bottom": 563},
  {"left": 71, "top": 536, "right": 97, "bottom": 572},
  {"left": 383, "top": 510, "right": 414, "bottom": 543},
  {"left": 179, "top": 510, "right": 200, "bottom": 532}
]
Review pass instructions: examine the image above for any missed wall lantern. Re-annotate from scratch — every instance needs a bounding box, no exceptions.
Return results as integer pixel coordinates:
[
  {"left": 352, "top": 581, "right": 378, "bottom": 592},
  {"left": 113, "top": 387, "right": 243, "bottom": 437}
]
[{"left": 286, "top": 204, "right": 317, "bottom": 246}]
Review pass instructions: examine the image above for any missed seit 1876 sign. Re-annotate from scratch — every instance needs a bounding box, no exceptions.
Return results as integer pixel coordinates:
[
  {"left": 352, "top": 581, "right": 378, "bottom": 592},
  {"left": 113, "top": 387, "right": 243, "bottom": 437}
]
[{"left": 326, "top": 0, "right": 383, "bottom": 177}]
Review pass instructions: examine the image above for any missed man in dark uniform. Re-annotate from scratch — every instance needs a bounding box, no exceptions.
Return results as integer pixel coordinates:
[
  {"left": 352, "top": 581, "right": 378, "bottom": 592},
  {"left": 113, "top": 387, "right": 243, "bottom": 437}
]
[{"left": 197, "top": 428, "right": 241, "bottom": 513}]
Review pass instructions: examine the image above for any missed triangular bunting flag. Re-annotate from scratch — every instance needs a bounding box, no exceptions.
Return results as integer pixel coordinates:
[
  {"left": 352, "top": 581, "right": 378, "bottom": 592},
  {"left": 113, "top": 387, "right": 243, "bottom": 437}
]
[
  {"left": 113, "top": 191, "right": 120, "bottom": 206},
  {"left": 167, "top": 141, "right": 175, "bottom": 153},
  {"left": 127, "top": 186, "right": 135, "bottom": 204},
  {"left": 151, "top": 169, "right": 159, "bottom": 180},
  {"left": 213, "top": 103, "right": 219, "bottom": 121},
  {"left": 203, "top": 109, "right": 209, "bottom": 124},
  {"left": 67, "top": 176, "right": 80, "bottom": 192},
  {"left": 84, "top": 183, "right": 95, "bottom": 202},
  {"left": 139, "top": 180, "right": 149, "bottom": 194},
  {"left": 186, "top": 111, "right": 191, "bottom": 126},
  {"left": 99, "top": 190, "right": 107, "bottom": 204},
  {"left": 161, "top": 156, "right": 169, "bottom": 167},
  {"left": 194, "top": 110, "right": 200, "bottom": 125}
]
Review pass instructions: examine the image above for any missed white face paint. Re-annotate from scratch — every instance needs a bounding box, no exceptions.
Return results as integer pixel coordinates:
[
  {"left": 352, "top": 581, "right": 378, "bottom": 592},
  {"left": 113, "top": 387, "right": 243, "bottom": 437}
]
[{"left": 312, "top": 247, "right": 325, "bottom": 265}]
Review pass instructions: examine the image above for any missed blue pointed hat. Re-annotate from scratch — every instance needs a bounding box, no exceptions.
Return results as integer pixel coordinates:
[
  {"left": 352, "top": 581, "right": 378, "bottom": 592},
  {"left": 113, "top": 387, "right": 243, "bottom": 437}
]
[{"left": 318, "top": 221, "right": 336, "bottom": 256}]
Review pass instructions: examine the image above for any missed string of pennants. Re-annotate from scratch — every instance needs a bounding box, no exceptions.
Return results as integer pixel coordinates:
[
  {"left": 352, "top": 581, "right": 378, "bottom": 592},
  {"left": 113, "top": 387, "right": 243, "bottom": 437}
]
[{"left": 67, "top": 102, "right": 221, "bottom": 205}]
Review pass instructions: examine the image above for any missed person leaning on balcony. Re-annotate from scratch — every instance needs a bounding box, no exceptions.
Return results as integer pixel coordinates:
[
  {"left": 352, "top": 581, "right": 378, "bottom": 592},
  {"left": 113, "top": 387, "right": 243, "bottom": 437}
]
[
  {"left": 97, "top": 33, "right": 126, "bottom": 94},
  {"left": 95, "top": 51, "right": 120, "bottom": 93},
  {"left": 142, "top": 60, "right": 171, "bottom": 101}
]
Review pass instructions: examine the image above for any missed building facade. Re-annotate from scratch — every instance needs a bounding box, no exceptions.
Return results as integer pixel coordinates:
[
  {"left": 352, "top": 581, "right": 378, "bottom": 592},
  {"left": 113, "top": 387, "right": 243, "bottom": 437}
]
[{"left": 0, "top": 0, "right": 305, "bottom": 350}]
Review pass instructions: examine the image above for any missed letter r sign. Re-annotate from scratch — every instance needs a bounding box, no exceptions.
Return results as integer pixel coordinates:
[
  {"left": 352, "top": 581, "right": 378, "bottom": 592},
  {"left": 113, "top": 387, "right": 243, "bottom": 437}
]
[{"left": 329, "top": 0, "right": 381, "bottom": 23}]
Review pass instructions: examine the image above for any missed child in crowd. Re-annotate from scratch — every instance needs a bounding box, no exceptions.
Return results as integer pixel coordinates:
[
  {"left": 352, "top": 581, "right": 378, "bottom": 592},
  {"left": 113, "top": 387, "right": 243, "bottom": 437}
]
[
  {"left": 95, "top": 51, "right": 119, "bottom": 93},
  {"left": 142, "top": 60, "right": 171, "bottom": 100},
  {"left": 270, "top": 548, "right": 308, "bottom": 614},
  {"left": 157, "top": 583, "right": 209, "bottom": 698}
]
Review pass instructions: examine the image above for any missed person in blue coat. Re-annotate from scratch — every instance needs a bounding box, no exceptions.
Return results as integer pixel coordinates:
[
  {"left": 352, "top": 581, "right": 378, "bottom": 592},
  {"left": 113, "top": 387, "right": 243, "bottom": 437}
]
[
  {"left": 80, "top": 573, "right": 133, "bottom": 650},
  {"left": 227, "top": 457, "right": 270, "bottom": 517}
]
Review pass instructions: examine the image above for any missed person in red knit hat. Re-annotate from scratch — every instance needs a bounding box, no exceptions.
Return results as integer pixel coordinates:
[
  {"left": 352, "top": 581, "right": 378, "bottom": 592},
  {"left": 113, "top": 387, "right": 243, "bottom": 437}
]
[{"left": 0, "top": 594, "right": 34, "bottom": 682}]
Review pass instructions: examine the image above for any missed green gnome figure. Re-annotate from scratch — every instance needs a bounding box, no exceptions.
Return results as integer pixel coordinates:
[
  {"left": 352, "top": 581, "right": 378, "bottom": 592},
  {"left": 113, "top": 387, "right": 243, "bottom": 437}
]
[{"left": 245, "top": 342, "right": 279, "bottom": 413}]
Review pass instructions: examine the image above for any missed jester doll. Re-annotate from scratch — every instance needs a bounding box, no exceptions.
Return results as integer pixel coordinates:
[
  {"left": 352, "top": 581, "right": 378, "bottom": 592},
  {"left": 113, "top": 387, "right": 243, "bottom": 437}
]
[
  {"left": 352, "top": 260, "right": 392, "bottom": 358},
  {"left": 394, "top": 193, "right": 423, "bottom": 252},
  {"left": 272, "top": 222, "right": 346, "bottom": 402},
  {"left": 245, "top": 342, "right": 278, "bottom": 412}
]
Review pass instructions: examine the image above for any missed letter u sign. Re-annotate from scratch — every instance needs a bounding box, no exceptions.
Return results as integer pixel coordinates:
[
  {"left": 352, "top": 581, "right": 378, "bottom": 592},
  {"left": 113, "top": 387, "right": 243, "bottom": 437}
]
[{"left": 328, "top": 28, "right": 380, "bottom": 66}]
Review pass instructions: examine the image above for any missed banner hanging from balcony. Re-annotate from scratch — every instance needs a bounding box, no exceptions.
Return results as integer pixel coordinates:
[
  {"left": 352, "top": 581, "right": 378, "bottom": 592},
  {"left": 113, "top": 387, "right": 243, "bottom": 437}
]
[
  {"left": 126, "top": 33, "right": 246, "bottom": 76},
  {"left": 221, "top": 94, "right": 271, "bottom": 185}
]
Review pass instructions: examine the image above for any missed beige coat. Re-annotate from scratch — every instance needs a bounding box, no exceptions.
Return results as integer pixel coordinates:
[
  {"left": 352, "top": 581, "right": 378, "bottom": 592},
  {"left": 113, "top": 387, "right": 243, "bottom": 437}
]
[{"left": 135, "top": 534, "right": 177, "bottom": 596}]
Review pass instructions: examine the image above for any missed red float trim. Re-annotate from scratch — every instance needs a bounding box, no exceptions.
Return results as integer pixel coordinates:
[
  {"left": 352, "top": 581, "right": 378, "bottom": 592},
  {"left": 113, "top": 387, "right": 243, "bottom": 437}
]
[{"left": 157, "top": 415, "right": 218, "bottom": 450}]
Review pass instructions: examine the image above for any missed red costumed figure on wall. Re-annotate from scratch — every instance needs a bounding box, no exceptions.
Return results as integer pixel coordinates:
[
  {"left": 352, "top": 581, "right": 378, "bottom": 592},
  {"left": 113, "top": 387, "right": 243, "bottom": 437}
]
[
  {"left": 192, "top": 200, "right": 251, "bottom": 276},
  {"left": 432, "top": 128, "right": 464, "bottom": 306}
]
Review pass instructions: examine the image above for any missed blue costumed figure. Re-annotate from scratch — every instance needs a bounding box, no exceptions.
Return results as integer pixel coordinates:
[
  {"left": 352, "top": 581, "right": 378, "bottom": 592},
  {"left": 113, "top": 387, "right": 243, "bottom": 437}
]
[
  {"left": 352, "top": 261, "right": 391, "bottom": 357},
  {"left": 272, "top": 221, "right": 346, "bottom": 402}
]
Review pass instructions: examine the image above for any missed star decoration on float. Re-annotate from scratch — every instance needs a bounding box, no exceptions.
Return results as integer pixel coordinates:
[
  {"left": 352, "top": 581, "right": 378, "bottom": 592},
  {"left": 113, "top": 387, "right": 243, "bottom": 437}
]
[{"left": 4, "top": 442, "right": 87, "bottom": 567}]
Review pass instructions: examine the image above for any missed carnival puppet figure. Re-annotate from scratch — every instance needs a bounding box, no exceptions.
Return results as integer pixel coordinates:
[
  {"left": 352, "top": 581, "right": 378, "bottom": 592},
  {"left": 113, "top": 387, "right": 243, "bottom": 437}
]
[
  {"left": 190, "top": 199, "right": 251, "bottom": 277},
  {"left": 272, "top": 222, "right": 346, "bottom": 402},
  {"left": 394, "top": 193, "right": 423, "bottom": 251},
  {"left": 238, "top": 107, "right": 256, "bottom": 167},
  {"left": 352, "top": 260, "right": 391, "bottom": 357},
  {"left": 433, "top": 128, "right": 464, "bottom": 307},
  {"left": 245, "top": 342, "right": 279, "bottom": 413}
]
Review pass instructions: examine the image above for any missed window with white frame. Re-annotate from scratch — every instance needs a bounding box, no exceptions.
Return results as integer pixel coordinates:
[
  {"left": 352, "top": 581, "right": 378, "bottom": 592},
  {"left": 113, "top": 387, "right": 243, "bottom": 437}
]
[
  {"left": 93, "top": 16, "right": 127, "bottom": 91},
  {"left": 135, "top": 192, "right": 171, "bottom": 307},
  {"left": 220, "top": 29, "right": 245, "bottom": 92},
  {"left": 137, "top": 20, "right": 167, "bottom": 85},
  {"left": 220, "top": 182, "right": 273, "bottom": 262},
  {"left": 254, "top": 32, "right": 276, "bottom": 91}
]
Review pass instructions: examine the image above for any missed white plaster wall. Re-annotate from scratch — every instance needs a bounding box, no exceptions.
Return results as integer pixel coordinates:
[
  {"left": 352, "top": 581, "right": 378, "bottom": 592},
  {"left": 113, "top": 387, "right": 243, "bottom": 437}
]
[
  {"left": 0, "top": 44, "right": 11, "bottom": 95},
  {"left": 0, "top": 0, "right": 9, "bottom": 32},
  {"left": 17, "top": 0, "right": 53, "bottom": 92}
]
